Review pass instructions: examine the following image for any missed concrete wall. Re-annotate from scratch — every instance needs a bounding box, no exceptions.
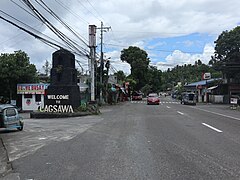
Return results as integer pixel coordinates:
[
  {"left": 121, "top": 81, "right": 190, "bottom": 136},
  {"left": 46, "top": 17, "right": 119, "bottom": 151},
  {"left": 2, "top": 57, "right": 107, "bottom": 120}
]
[
  {"left": 209, "top": 95, "right": 224, "bottom": 103},
  {"left": 22, "top": 94, "right": 45, "bottom": 111}
]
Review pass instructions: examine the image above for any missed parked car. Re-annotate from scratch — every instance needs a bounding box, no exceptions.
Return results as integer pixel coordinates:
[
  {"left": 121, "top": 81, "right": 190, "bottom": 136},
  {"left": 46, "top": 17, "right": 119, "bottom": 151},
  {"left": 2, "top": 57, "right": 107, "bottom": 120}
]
[
  {"left": 147, "top": 93, "right": 160, "bottom": 105},
  {"left": 0, "top": 104, "right": 24, "bottom": 131},
  {"left": 181, "top": 92, "right": 196, "bottom": 105},
  {"left": 132, "top": 91, "right": 143, "bottom": 101}
]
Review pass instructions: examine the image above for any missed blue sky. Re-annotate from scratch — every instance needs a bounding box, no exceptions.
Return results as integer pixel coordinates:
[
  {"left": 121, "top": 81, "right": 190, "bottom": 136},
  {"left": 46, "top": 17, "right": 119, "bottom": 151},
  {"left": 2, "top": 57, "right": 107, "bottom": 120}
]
[
  {"left": 147, "top": 33, "right": 217, "bottom": 64},
  {"left": 1, "top": 0, "right": 240, "bottom": 74}
]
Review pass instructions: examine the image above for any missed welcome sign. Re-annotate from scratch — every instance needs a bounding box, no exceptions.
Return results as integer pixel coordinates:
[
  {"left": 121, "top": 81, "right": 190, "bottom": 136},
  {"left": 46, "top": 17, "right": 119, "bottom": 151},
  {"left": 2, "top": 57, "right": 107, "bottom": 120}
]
[
  {"left": 44, "top": 49, "right": 81, "bottom": 113},
  {"left": 43, "top": 94, "right": 74, "bottom": 113}
]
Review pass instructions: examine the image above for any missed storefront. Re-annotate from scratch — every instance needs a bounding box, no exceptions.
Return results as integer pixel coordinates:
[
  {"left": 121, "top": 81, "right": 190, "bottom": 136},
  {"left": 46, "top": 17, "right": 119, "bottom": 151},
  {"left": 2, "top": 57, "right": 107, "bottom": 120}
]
[{"left": 17, "top": 83, "right": 49, "bottom": 111}]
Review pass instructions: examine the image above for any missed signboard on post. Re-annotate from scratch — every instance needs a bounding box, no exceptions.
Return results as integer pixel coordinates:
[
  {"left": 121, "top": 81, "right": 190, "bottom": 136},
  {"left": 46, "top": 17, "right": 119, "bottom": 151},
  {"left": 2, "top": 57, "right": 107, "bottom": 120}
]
[
  {"left": 203, "top": 72, "right": 211, "bottom": 80},
  {"left": 230, "top": 98, "right": 238, "bottom": 104}
]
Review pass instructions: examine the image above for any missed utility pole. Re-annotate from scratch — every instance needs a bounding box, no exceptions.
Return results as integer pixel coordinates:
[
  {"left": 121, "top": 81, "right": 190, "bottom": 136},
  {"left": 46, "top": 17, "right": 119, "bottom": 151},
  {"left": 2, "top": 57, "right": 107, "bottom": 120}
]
[
  {"left": 97, "top": 21, "right": 111, "bottom": 104},
  {"left": 89, "top": 25, "right": 97, "bottom": 102},
  {"left": 105, "top": 59, "right": 110, "bottom": 102}
]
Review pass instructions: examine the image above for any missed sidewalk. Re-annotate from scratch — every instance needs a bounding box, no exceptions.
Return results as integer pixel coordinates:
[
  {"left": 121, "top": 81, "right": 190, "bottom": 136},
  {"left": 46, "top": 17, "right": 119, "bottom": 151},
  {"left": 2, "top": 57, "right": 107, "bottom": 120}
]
[{"left": 0, "top": 138, "right": 11, "bottom": 178}]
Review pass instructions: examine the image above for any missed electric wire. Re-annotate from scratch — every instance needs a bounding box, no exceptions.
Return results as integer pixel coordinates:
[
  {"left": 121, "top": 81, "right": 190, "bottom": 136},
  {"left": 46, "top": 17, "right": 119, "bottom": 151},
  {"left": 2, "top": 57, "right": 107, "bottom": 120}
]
[
  {"left": 85, "top": 0, "right": 105, "bottom": 22},
  {"left": 54, "top": 0, "right": 90, "bottom": 24},
  {"left": 0, "top": 9, "right": 67, "bottom": 48},
  {"left": 76, "top": 0, "right": 102, "bottom": 22},
  {"left": 22, "top": 0, "right": 76, "bottom": 51},
  {"left": 21, "top": 0, "right": 89, "bottom": 57},
  {"left": 0, "top": 9, "right": 88, "bottom": 58},
  {"left": 1, "top": 1, "right": 92, "bottom": 72},
  {"left": 0, "top": 14, "right": 62, "bottom": 49},
  {"left": 10, "top": 0, "right": 39, "bottom": 20},
  {"left": 36, "top": 0, "right": 89, "bottom": 51}
]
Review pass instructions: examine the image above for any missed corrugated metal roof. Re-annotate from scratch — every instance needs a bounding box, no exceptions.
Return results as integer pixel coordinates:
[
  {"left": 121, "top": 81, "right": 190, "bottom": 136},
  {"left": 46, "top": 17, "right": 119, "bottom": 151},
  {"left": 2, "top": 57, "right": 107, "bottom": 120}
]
[
  {"left": 208, "top": 85, "right": 218, "bottom": 90},
  {"left": 184, "top": 78, "right": 221, "bottom": 87}
]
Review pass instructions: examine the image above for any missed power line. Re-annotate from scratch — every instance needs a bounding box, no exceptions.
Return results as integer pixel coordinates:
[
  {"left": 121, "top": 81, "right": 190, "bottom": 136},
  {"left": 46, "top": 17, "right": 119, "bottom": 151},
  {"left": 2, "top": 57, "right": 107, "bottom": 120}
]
[
  {"left": 21, "top": 0, "right": 89, "bottom": 57},
  {"left": 85, "top": 0, "right": 105, "bottom": 22},
  {"left": 76, "top": 0, "right": 102, "bottom": 22},
  {"left": 36, "top": 0, "right": 89, "bottom": 47},
  {"left": 54, "top": 0, "right": 90, "bottom": 24},
  {"left": 0, "top": 9, "right": 88, "bottom": 58},
  {"left": 10, "top": 0, "right": 39, "bottom": 20},
  {"left": 0, "top": 13, "right": 62, "bottom": 49}
]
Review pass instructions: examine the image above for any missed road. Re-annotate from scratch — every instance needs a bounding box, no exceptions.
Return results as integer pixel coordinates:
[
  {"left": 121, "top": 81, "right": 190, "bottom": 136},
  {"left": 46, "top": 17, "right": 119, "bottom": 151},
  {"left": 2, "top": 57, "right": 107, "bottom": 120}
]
[{"left": 1, "top": 96, "right": 240, "bottom": 179}]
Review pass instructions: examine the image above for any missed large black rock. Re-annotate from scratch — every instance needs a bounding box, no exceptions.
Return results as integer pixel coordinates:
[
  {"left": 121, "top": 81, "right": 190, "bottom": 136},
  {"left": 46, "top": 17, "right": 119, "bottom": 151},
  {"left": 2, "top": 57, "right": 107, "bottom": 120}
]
[{"left": 45, "top": 49, "right": 81, "bottom": 111}]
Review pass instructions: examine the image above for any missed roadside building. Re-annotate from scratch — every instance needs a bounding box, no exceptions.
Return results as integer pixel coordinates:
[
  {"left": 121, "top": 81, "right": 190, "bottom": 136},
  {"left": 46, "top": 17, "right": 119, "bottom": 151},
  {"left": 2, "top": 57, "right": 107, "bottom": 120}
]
[
  {"left": 17, "top": 83, "right": 49, "bottom": 111},
  {"left": 184, "top": 78, "right": 222, "bottom": 103}
]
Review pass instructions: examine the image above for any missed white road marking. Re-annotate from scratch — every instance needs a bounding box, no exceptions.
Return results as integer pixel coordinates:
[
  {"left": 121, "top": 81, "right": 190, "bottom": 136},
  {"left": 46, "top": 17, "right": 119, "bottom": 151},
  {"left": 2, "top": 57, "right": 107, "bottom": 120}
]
[
  {"left": 38, "top": 137, "right": 47, "bottom": 140},
  {"left": 131, "top": 101, "right": 180, "bottom": 104},
  {"left": 191, "top": 107, "right": 240, "bottom": 121},
  {"left": 202, "top": 123, "right": 223, "bottom": 133},
  {"left": 167, "top": 106, "right": 171, "bottom": 109},
  {"left": 177, "top": 111, "right": 184, "bottom": 115}
]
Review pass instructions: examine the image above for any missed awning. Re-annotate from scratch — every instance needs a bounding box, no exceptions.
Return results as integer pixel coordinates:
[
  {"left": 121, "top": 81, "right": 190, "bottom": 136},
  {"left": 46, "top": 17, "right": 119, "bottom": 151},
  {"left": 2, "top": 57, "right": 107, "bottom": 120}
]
[{"left": 207, "top": 85, "right": 218, "bottom": 90}]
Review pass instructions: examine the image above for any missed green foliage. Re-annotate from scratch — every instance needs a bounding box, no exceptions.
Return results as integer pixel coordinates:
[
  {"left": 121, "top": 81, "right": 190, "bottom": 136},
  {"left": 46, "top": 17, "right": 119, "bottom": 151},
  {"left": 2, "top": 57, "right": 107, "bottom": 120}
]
[
  {"left": 120, "top": 46, "right": 221, "bottom": 94},
  {"left": 212, "top": 26, "right": 240, "bottom": 64},
  {"left": 120, "top": 46, "right": 163, "bottom": 92},
  {"left": 161, "top": 62, "right": 222, "bottom": 91},
  {"left": 76, "top": 103, "right": 100, "bottom": 114},
  {"left": 210, "top": 26, "right": 240, "bottom": 80},
  {"left": 77, "top": 102, "right": 87, "bottom": 112},
  {"left": 141, "top": 84, "right": 152, "bottom": 96},
  {"left": 121, "top": 46, "right": 150, "bottom": 90},
  {"left": 114, "top": 70, "right": 126, "bottom": 83},
  {"left": 0, "top": 50, "right": 38, "bottom": 100},
  {"left": 125, "top": 77, "right": 137, "bottom": 91},
  {"left": 145, "top": 66, "right": 162, "bottom": 92}
]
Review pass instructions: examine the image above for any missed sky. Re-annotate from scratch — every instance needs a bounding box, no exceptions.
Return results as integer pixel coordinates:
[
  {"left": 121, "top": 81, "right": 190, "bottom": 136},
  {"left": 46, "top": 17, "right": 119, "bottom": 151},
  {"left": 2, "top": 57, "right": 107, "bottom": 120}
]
[{"left": 0, "top": 0, "right": 240, "bottom": 75}]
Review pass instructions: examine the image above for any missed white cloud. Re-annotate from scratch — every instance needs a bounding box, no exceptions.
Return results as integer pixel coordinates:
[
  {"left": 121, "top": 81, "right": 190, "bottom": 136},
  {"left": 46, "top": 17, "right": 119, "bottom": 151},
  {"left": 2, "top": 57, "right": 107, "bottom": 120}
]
[
  {"left": 105, "top": 50, "right": 131, "bottom": 75},
  {"left": 156, "top": 43, "right": 215, "bottom": 71},
  {"left": 1, "top": 0, "right": 240, "bottom": 75}
]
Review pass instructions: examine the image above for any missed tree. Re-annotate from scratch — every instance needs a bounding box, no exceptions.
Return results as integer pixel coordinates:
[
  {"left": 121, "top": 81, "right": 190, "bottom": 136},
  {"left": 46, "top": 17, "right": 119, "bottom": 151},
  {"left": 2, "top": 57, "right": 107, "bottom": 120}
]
[
  {"left": 114, "top": 70, "right": 126, "bottom": 83},
  {"left": 212, "top": 26, "right": 240, "bottom": 64},
  {"left": 120, "top": 46, "right": 150, "bottom": 90},
  {"left": 141, "top": 84, "right": 152, "bottom": 96},
  {"left": 210, "top": 26, "right": 240, "bottom": 78},
  {"left": 161, "top": 62, "right": 221, "bottom": 91},
  {"left": 145, "top": 66, "right": 162, "bottom": 92},
  {"left": 0, "top": 50, "right": 38, "bottom": 100}
]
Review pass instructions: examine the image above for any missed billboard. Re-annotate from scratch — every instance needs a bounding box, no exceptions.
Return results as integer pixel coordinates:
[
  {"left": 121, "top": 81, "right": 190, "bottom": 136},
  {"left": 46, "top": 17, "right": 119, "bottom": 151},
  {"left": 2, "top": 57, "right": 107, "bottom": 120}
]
[
  {"left": 203, "top": 72, "right": 211, "bottom": 80},
  {"left": 17, "top": 84, "right": 49, "bottom": 94}
]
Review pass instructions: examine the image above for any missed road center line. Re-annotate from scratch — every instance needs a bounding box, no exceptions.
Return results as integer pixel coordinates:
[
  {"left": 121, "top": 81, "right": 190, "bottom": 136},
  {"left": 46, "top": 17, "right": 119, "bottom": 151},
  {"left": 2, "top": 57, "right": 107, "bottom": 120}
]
[
  {"left": 202, "top": 123, "right": 223, "bottom": 133},
  {"left": 191, "top": 106, "right": 240, "bottom": 121},
  {"left": 166, "top": 106, "right": 171, "bottom": 109},
  {"left": 177, "top": 111, "right": 184, "bottom": 115}
]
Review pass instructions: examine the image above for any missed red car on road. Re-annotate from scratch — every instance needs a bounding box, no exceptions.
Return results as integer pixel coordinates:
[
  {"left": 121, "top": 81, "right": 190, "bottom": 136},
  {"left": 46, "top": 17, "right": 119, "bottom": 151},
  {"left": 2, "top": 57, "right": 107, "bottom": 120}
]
[
  {"left": 132, "top": 92, "right": 143, "bottom": 101},
  {"left": 147, "top": 93, "right": 160, "bottom": 105}
]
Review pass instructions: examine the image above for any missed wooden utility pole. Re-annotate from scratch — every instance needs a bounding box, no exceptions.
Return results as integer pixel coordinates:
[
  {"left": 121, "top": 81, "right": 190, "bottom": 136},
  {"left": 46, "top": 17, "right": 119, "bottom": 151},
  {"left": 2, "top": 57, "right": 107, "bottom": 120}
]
[{"left": 97, "top": 22, "right": 111, "bottom": 104}]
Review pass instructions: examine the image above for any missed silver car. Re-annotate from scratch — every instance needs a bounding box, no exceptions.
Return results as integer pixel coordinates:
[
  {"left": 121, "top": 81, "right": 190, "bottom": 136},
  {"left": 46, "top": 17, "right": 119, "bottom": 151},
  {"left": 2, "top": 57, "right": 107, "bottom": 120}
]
[{"left": 0, "top": 104, "right": 24, "bottom": 131}]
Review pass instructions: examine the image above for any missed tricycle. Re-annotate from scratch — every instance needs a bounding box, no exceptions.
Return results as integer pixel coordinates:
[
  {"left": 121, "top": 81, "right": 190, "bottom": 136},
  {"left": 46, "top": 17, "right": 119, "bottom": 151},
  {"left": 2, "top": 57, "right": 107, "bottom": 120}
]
[{"left": 0, "top": 104, "right": 24, "bottom": 131}]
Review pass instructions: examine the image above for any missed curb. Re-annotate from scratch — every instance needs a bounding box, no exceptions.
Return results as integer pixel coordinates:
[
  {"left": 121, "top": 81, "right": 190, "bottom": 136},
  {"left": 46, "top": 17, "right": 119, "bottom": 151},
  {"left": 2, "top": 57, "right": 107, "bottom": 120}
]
[{"left": 0, "top": 138, "right": 12, "bottom": 178}]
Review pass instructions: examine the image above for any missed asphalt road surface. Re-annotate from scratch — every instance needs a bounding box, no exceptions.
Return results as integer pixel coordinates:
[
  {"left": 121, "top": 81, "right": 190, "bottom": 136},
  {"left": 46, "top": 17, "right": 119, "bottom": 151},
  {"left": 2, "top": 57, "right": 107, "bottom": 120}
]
[{"left": 1, "top": 96, "right": 240, "bottom": 180}]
